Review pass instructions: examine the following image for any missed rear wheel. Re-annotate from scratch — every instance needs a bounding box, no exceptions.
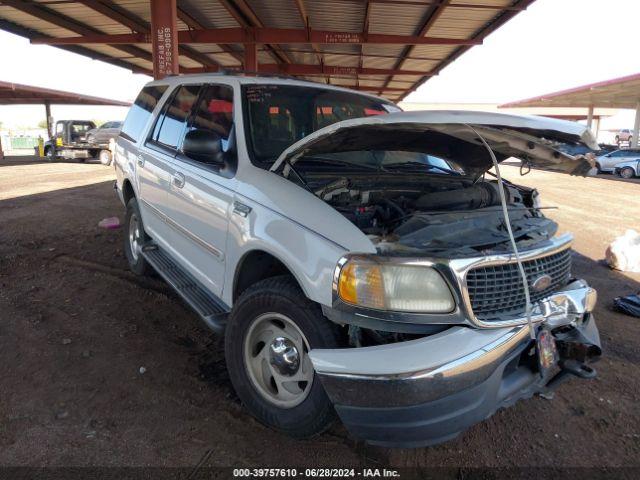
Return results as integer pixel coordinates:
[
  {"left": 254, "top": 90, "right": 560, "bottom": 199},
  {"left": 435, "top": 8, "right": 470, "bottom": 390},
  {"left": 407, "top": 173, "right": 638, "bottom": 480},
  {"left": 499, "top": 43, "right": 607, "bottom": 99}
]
[
  {"left": 124, "top": 197, "right": 151, "bottom": 275},
  {"left": 595, "top": 162, "right": 602, "bottom": 174},
  {"left": 99, "top": 150, "right": 112, "bottom": 166},
  {"left": 620, "top": 167, "right": 635, "bottom": 179},
  {"left": 225, "top": 276, "right": 340, "bottom": 438}
]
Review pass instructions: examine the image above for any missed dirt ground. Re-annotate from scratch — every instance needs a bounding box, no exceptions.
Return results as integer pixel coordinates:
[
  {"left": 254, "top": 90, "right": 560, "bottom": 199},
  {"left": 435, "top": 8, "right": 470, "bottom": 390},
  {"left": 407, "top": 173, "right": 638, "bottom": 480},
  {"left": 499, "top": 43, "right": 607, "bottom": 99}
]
[{"left": 1, "top": 156, "right": 640, "bottom": 470}]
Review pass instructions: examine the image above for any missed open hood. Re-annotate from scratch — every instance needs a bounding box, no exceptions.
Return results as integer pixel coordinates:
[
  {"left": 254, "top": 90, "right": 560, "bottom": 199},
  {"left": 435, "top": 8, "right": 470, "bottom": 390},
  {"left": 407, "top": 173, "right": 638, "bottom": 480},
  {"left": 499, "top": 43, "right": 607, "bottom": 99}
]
[{"left": 269, "top": 110, "right": 598, "bottom": 177}]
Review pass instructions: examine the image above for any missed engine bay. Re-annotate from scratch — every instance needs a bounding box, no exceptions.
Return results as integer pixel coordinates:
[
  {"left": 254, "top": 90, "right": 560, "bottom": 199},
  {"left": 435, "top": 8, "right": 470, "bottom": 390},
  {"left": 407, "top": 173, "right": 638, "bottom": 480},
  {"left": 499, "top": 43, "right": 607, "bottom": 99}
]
[{"left": 307, "top": 172, "right": 558, "bottom": 256}]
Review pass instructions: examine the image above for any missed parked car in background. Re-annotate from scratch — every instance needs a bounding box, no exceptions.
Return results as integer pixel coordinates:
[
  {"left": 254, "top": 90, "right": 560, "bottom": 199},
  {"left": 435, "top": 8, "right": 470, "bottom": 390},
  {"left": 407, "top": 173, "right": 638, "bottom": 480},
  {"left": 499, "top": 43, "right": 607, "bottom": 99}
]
[
  {"left": 595, "top": 148, "right": 640, "bottom": 173},
  {"left": 614, "top": 159, "right": 640, "bottom": 178},
  {"left": 615, "top": 129, "right": 633, "bottom": 145},
  {"left": 86, "top": 121, "right": 122, "bottom": 145},
  {"left": 557, "top": 143, "right": 615, "bottom": 160}
]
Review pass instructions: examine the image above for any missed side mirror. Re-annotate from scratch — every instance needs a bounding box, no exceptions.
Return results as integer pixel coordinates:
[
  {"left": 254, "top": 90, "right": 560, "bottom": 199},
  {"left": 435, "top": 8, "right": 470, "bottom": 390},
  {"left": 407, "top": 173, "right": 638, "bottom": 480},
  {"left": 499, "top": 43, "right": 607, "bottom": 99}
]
[{"left": 183, "top": 129, "right": 224, "bottom": 164}]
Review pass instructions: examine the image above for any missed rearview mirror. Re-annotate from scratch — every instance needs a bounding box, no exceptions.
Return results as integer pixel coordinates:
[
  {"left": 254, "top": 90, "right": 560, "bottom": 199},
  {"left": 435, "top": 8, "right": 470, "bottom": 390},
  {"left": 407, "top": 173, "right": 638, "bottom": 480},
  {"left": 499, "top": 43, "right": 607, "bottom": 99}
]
[{"left": 183, "top": 129, "right": 224, "bottom": 164}]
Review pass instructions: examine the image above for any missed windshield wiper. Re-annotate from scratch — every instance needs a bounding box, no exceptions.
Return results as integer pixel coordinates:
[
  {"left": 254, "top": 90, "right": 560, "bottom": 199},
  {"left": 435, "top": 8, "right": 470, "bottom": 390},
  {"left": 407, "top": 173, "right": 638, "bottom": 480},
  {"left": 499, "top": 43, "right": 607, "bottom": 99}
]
[
  {"left": 384, "top": 162, "right": 461, "bottom": 175},
  {"left": 297, "top": 156, "right": 384, "bottom": 171}
]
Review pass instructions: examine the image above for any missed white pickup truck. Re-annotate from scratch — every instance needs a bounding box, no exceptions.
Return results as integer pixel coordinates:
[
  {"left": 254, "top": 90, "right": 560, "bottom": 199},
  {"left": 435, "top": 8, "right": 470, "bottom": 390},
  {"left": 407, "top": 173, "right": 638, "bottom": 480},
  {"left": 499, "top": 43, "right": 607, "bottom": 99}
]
[{"left": 114, "top": 74, "right": 602, "bottom": 447}]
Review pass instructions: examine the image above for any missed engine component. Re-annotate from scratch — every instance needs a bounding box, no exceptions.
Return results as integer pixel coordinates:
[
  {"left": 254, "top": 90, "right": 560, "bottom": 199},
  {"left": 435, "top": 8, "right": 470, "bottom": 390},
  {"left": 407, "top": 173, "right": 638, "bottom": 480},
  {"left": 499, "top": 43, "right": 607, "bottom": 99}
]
[{"left": 415, "top": 182, "right": 512, "bottom": 211}]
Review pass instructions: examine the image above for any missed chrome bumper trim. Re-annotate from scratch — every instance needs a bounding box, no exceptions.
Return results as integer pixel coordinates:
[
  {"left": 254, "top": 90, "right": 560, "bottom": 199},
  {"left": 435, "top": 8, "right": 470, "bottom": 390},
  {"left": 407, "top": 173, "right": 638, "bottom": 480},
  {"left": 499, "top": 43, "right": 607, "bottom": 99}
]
[{"left": 313, "top": 313, "right": 599, "bottom": 408}]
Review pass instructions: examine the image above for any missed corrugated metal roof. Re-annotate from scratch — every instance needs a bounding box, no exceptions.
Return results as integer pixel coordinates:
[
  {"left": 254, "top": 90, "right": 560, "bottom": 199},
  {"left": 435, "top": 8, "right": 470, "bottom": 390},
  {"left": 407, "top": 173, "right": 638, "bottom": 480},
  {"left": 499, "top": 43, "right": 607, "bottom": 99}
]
[
  {"left": 500, "top": 73, "right": 640, "bottom": 109},
  {"left": 0, "top": 0, "right": 536, "bottom": 100},
  {"left": 0, "top": 79, "right": 131, "bottom": 105}
]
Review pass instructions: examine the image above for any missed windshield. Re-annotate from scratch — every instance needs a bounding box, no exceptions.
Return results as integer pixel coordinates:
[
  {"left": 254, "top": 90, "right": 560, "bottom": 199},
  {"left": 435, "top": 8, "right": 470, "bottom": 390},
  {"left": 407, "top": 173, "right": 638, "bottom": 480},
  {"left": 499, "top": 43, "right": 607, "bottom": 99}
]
[
  {"left": 300, "top": 150, "right": 463, "bottom": 175},
  {"left": 242, "top": 84, "right": 399, "bottom": 165}
]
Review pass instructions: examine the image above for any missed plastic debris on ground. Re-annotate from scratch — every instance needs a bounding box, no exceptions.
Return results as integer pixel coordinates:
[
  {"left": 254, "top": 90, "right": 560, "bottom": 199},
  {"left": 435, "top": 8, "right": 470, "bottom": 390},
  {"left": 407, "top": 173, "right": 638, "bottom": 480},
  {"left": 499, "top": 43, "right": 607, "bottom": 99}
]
[
  {"left": 613, "top": 294, "right": 640, "bottom": 318},
  {"left": 98, "top": 216, "right": 121, "bottom": 229},
  {"left": 605, "top": 229, "right": 640, "bottom": 272}
]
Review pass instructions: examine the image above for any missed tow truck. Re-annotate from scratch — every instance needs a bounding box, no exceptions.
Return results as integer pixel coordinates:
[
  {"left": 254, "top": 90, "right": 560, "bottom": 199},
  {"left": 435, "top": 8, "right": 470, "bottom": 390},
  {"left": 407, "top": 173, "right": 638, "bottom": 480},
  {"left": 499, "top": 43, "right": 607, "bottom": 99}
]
[{"left": 43, "top": 120, "right": 113, "bottom": 165}]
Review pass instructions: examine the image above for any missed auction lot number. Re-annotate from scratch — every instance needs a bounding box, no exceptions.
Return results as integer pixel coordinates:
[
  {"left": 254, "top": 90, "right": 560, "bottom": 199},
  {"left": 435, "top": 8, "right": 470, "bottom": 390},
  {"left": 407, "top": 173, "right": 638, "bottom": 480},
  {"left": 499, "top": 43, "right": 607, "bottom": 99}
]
[{"left": 233, "top": 468, "right": 400, "bottom": 478}]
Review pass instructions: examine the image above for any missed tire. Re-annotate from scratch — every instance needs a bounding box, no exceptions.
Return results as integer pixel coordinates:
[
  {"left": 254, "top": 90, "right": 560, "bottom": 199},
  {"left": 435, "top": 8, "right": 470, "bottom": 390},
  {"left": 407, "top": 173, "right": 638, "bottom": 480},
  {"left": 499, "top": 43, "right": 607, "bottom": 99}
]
[
  {"left": 620, "top": 167, "right": 635, "bottom": 179},
  {"left": 46, "top": 147, "right": 56, "bottom": 162},
  {"left": 595, "top": 162, "right": 602, "bottom": 174},
  {"left": 225, "top": 276, "right": 340, "bottom": 438},
  {"left": 124, "top": 197, "right": 151, "bottom": 276},
  {"left": 99, "top": 150, "right": 112, "bottom": 166}
]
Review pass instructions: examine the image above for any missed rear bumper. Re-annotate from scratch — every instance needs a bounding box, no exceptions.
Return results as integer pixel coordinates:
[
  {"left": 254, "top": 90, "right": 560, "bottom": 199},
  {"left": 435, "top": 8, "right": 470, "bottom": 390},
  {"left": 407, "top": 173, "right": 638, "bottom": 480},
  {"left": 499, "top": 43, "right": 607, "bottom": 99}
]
[{"left": 311, "top": 299, "right": 601, "bottom": 447}]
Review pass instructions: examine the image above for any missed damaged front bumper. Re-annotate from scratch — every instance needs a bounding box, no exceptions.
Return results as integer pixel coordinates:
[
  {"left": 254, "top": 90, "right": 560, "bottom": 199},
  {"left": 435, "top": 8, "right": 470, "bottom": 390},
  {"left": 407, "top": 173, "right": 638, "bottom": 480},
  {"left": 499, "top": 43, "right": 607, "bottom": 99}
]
[{"left": 311, "top": 282, "right": 601, "bottom": 448}]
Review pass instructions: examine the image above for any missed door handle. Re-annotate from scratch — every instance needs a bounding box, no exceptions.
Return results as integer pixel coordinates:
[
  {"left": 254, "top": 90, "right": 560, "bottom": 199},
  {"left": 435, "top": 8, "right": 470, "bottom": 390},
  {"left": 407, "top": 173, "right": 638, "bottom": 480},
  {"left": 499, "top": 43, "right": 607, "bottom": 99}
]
[
  {"left": 172, "top": 172, "right": 186, "bottom": 189},
  {"left": 136, "top": 155, "right": 145, "bottom": 168}
]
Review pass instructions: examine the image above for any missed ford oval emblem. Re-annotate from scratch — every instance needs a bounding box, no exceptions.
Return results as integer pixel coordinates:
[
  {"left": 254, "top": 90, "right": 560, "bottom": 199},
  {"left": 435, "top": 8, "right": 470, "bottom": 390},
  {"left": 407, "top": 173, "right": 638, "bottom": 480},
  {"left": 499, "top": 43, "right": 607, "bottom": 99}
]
[{"left": 532, "top": 274, "right": 552, "bottom": 292}]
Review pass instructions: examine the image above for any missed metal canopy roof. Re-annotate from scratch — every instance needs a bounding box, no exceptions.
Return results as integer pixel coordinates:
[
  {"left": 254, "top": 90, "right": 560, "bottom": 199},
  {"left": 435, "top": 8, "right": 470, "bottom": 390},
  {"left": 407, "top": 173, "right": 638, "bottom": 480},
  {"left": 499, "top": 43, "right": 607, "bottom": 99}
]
[
  {"left": 500, "top": 72, "right": 640, "bottom": 109},
  {"left": 0, "top": 79, "right": 131, "bottom": 105},
  {"left": 0, "top": 0, "right": 535, "bottom": 102}
]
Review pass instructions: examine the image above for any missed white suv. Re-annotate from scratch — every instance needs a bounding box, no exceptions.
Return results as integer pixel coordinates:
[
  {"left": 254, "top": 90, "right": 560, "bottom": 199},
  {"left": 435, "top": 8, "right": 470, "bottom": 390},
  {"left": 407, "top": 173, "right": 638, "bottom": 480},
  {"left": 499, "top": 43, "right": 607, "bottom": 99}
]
[{"left": 114, "top": 74, "right": 602, "bottom": 447}]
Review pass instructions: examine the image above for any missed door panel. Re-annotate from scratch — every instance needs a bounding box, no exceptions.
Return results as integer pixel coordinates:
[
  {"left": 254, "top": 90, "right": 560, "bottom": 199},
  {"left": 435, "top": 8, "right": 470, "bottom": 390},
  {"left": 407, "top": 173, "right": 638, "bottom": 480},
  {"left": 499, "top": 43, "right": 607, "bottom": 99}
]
[
  {"left": 139, "top": 84, "right": 201, "bottom": 246},
  {"left": 164, "top": 162, "right": 234, "bottom": 296},
  {"left": 136, "top": 146, "right": 173, "bottom": 242},
  {"left": 161, "top": 83, "right": 236, "bottom": 297}
]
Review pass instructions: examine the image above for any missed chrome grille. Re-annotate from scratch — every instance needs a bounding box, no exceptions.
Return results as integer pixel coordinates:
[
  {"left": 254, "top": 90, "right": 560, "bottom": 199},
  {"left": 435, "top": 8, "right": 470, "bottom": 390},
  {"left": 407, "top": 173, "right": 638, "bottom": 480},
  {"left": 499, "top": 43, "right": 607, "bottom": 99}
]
[{"left": 466, "top": 248, "right": 572, "bottom": 321}]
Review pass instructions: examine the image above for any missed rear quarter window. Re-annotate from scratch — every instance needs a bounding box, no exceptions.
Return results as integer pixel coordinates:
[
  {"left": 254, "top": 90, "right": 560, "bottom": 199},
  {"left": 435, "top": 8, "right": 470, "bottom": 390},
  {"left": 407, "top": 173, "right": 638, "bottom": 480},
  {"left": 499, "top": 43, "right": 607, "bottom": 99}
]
[{"left": 120, "top": 85, "right": 168, "bottom": 143}]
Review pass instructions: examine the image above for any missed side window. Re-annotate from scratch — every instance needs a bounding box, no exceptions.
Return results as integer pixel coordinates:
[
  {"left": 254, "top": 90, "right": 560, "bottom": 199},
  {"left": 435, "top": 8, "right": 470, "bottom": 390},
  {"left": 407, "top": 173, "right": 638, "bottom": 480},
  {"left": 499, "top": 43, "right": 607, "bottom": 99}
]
[
  {"left": 150, "top": 84, "right": 201, "bottom": 151},
  {"left": 102, "top": 122, "right": 113, "bottom": 129},
  {"left": 188, "top": 84, "right": 234, "bottom": 151},
  {"left": 56, "top": 123, "right": 64, "bottom": 134},
  {"left": 120, "top": 85, "right": 168, "bottom": 143}
]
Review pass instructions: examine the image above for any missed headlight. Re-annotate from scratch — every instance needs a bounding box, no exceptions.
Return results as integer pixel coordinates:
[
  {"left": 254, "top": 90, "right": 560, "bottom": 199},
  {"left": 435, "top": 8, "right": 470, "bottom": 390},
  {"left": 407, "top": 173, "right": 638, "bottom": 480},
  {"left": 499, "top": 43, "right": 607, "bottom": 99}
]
[{"left": 336, "top": 258, "right": 455, "bottom": 313}]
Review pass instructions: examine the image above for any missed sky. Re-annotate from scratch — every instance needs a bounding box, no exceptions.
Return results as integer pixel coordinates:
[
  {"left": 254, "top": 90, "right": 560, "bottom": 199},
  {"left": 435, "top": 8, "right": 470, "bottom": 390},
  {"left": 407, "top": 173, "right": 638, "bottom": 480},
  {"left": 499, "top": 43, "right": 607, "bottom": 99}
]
[{"left": 1, "top": 0, "right": 639, "bottom": 132}]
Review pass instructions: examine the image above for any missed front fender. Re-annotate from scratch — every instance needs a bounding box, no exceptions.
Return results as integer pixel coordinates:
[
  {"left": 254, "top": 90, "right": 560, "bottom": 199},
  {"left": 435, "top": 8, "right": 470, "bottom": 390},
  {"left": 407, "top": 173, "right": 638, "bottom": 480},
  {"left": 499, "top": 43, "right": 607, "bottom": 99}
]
[{"left": 221, "top": 196, "right": 369, "bottom": 307}]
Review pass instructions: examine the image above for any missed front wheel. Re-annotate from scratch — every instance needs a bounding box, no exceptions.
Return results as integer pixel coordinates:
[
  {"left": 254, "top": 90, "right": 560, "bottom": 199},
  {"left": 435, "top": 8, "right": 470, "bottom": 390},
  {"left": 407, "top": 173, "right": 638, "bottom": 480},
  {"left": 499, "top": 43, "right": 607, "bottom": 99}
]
[
  {"left": 225, "top": 276, "right": 340, "bottom": 438},
  {"left": 620, "top": 167, "right": 635, "bottom": 179}
]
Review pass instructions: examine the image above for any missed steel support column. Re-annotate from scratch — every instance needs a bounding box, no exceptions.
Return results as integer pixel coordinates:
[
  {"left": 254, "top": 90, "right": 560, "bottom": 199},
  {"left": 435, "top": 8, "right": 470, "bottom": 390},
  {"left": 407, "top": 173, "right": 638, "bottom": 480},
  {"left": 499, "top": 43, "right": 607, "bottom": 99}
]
[
  {"left": 44, "top": 101, "right": 53, "bottom": 139},
  {"left": 633, "top": 101, "right": 640, "bottom": 148},
  {"left": 244, "top": 42, "right": 258, "bottom": 71},
  {"left": 586, "top": 105, "right": 594, "bottom": 131},
  {"left": 150, "top": 0, "right": 179, "bottom": 79}
]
